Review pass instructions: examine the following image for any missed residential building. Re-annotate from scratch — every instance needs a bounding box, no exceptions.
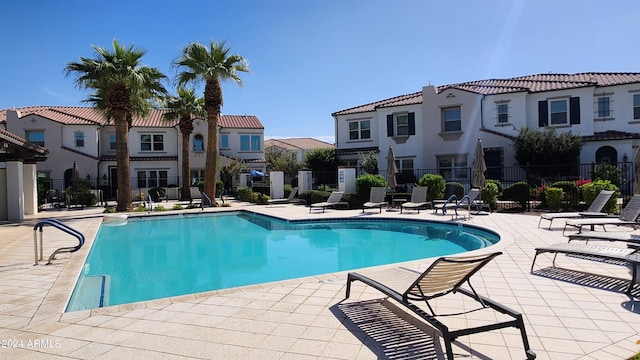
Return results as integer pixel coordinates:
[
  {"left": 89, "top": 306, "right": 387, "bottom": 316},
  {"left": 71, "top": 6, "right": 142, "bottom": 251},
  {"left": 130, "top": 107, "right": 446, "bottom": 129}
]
[
  {"left": 264, "top": 137, "right": 334, "bottom": 163},
  {"left": 332, "top": 72, "right": 640, "bottom": 186},
  {"left": 0, "top": 107, "right": 265, "bottom": 198}
]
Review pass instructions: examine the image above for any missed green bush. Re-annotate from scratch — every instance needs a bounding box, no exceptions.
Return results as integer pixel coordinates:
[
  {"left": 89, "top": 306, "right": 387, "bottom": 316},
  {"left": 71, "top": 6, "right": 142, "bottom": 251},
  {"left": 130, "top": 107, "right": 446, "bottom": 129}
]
[
  {"left": 545, "top": 187, "right": 564, "bottom": 211},
  {"left": 355, "top": 174, "right": 387, "bottom": 200},
  {"left": 502, "top": 181, "right": 530, "bottom": 209},
  {"left": 581, "top": 180, "right": 619, "bottom": 214},
  {"left": 236, "top": 186, "right": 253, "bottom": 202},
  {"left": 550, "top": 181, "right": 579, "bottom": 209},
  {"left": 252, "top": 192, "right": 270, "bottom": 205},
  {"left": 417, "top": 174, "right": 445, "bottom": 201},
  {"left": 480, "top": 182, "right": 499, "bottom": 211},
  {"left": 487, "top": 179, "right": 503, "bottom": 197},
  {"left": 444, "top": 182, "right": 465, "bottom": 199},
  {"left": 591, "top": 163, "right": 622, "bottom": 186}
]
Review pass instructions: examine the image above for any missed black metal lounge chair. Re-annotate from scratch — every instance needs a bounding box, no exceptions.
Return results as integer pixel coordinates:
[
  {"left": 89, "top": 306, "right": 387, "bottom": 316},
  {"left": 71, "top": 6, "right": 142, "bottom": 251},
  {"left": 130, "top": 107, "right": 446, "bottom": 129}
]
[
  {"left": 362, "top": 187, "right": 387, "bottom": 213},
  {"left": 538, "top": 190, "right": 615, "bottom": 229},
  {"left": 562, "top": 194, "right": 640, "bottom": 235},
  {"left": 531, "top": 242, "right": 640, "bottom": 294},
  {"left": 345, "top": 252, "right": 536, "bottom": 360}
]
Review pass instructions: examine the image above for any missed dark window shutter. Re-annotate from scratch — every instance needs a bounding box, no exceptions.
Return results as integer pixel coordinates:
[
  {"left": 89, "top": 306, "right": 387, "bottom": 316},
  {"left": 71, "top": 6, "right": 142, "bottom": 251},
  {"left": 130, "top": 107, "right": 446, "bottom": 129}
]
[
  {"left": 408, "top": 112, "right": 415, "bottom": 135},
  {"left": 538, "top": 100, "right": 548, "bottom": 127},
  {"left": 570, "top": 97, "right": 580, "bottom": 124},
  {"left": 387, "top": 115, "right": 394, "bottom": 137}
]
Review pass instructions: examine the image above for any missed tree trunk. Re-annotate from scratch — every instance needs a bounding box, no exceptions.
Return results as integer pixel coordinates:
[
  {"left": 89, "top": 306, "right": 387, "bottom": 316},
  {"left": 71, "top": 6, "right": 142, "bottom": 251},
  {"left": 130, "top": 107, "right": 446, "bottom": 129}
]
[
  {"left": 180, "top": 130, "right": 191, "bottom": 201},
  {"left": 204, "top": 79, "right": 222, "bottom": 204},
  {"left": 115, "top": 111, "right": 132, "bottom": 211}
]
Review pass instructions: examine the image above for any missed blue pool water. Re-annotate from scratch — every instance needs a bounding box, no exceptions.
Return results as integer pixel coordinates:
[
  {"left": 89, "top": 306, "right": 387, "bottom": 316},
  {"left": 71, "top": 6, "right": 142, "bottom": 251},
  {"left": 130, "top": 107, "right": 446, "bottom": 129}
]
[{"left": 66, "top": 211, "right": 499, "bottom": 311}]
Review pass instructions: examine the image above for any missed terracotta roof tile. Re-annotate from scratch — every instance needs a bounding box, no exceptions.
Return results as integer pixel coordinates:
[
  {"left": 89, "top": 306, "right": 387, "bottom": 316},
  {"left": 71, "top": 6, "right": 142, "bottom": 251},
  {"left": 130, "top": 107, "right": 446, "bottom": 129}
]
[
  {"left": 265, "top": 138, "right": 334, "bottom": 150},
  {"left": 0, "top": 106, "right": 263, "bottom": 129}
]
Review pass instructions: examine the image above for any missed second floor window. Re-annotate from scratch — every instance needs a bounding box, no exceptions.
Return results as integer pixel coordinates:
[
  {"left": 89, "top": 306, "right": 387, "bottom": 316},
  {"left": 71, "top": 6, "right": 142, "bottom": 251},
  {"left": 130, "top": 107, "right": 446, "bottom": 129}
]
[
  {"left": 597, "top": 96, "right": 611, "bottom": 118},
  {"left": 26, "top": 130, "right": 44, "bottom": 147},
  {"left": 220, "top": 134, "right": 229, "bottom": 149},
  {"left": 386, "top": 112, "right": 415, "bottom": 137},
  {"left": 550, "top": 99, "right": 568, "bottom": 124},
  {"left": 442, "top": 107, "right": 461, "bottom": 132},
  {"left": 240, "top": 135, "right": 261, "bottom": 151},
  {"left": 193, "top": 134, "right": 204, "bottom": 151},
  {"left": 348, "top": 120, "right": 370, "bottom": 140},
  {"left": 634, "top": 94, "right": 640, "bottom": 119},
  {"left": 109, "top": 134, "right": 116, "bottom": 150},
  {"left": 497, "top": 104, "right": 508, "bottom": 123},
  {"left": 141, "top": 134, "right": 164, "bottom": 151},
  {"left": 74, "top": 131, "right": 85, "bottom": 147}
]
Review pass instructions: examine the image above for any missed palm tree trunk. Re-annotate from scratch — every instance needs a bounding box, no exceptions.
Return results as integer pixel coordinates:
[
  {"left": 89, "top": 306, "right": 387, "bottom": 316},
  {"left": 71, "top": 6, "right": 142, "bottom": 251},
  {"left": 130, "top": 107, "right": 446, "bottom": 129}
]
[
  {"left": 180, "top": 130, "right": 191, "bottom": 201},
  {"left": 115, "top": 112, "right": 132, "bottom": 211},
  {"left": 204, "top": 79, "right": 222, "bottom": 203}
]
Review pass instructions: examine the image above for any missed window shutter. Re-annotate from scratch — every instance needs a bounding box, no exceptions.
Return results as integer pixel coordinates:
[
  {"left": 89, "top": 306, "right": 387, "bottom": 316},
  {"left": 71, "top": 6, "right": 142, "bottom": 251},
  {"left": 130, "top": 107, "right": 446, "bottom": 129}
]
[
  {"left": 538, "top": 100, "right": 548, "bottom": 127},
  {"left": 387, "top": 115, "right": 393, "bottom": 137},
  {"left": 570, "top": 97, "right": 580, "bottom": 124},
  {"left": 408, "top": 112, "right": 415, "bottom": 135}
]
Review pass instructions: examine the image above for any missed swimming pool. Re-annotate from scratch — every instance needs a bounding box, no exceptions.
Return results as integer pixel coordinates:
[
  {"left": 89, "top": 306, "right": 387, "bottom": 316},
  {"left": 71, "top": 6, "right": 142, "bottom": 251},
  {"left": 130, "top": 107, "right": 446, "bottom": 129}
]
[{"left": 66, "top": 211, "right": 499, "bottom": 311}]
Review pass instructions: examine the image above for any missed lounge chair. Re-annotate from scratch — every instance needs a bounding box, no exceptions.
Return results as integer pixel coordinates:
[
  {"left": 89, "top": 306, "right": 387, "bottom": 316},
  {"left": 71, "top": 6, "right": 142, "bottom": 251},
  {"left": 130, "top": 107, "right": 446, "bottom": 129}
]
[
  {"left": 563, "top": 194, "right": 640, "bottom": 235},
  {"left": 309, "top": 191, "right": 347, "bottom": 213},
  {"left": 268, "top": 187, "right": 299, "bottom": 206},
  {"left": 567, "top": 232, "right": 640, "bottom": 246},
  {"left": 434, "top": 188, "right": 481, "bottom": 219},
  {"left": 399, "top": 186, "right": 429, "bottom": 214},
  {"left": 362, "top": 187, "right": 388, "bottom": 213},
  {"left": 345, "top": 252, "right": 536, "bottom": 360},
  {"left": 531, "top": 242, "right": 640, "bottom": 294},
  {"left": 538, "top": 190, "right": 615, "bottom": 229}
]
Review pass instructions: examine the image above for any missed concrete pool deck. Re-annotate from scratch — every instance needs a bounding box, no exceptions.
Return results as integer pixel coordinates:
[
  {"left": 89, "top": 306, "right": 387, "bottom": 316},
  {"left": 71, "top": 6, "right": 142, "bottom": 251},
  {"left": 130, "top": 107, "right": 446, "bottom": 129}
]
[{"left": 1, "top": 200, "right": 639, "bottom": 359}]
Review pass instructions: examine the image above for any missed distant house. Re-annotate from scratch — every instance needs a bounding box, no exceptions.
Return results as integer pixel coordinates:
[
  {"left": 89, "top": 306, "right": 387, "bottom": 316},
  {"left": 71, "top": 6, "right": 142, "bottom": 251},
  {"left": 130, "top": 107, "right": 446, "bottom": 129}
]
[
  {"left": 264, "top": 137, "right": 334, "bottom": 162},
  {"left": 1, "top": 107, "right": 265, "bottom": 198},
  {"left": 332, "top": 72, "right": 640, "bottom": 187}
]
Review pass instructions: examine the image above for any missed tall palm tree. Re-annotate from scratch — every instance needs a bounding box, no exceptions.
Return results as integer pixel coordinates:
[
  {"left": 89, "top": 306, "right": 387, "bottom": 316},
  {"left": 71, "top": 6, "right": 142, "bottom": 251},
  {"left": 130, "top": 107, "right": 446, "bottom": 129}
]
[
  {"left": 173, "top": 40, "right": 249, "bottom": 201},
  {"left": 65, "top": 39, "right": 167, "bottom": 211},
  {"left": 162, "top": 87, "right": 206, "bottom": 201}
]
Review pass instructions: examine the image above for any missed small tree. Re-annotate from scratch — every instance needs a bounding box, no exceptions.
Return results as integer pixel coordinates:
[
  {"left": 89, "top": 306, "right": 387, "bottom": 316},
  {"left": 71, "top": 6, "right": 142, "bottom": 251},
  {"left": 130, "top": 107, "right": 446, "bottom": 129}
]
[
  {"left": 304, "top": 148, "right": 339, "bottom": 172},
  {"left": 265, "top": 146, "right": 301, "bottom": 178},
  {"left": 358, "top": 151, "right": 378, "bottom": 174},
  {"left": 219, "top": 158, "right": 248, "bottom": 192},
  {"left": 514, "top": 127, "right": 582, "bottom": 181}
]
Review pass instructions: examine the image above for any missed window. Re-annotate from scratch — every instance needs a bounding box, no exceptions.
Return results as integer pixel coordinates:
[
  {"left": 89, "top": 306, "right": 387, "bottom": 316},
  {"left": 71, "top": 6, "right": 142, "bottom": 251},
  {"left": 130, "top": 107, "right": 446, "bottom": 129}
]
[
  {"left": 386, "top": 112, "right": 415, "bottom": 137},
  {"left": 26, "top": 130, "right": 44, "bottom": 147},
  {"left": 193, "top": 134, "right": 204, "bottom": 151},
  {"left": 395, "top": 114, "right": 409, "bottom": 136},
  {"left": 394, "top": 158, "right": 415, "bottom": 184},
  {"left": 137, "top": 170, "right": 168, "bottom": 188},
  {"left": 140, "top": 134, "right": 164, "bottom": 151},
  {"left": 597, "top": 96, "right": 610, "bottom": 118},
  {"left": 550, "top": 99, "right": 567, "bottom": 124},
  {"left": 109, "top": 134, "right": 116, "bottom": 150},
  {"left": 634, "top": 94, "right": 640, "bottom": 119},
  {"left": 240, "top": 135, "right": 261, "bottom": 151},
  {"left": 220, "top": 134, "right": 229, "bottom": 149},
  {"left": 442, "top": 107, "right": 461, "bottom": 132},
  {"left": 497, "top": 104, "right": 508, "bottom": 123},
  {"left": 348, "top": 120, "right": 371, "bottom": 140},
  {"left": 74, "top": 131, "right": 85, "bottom": 147},
  {"left": 190, "top": 170, "right": 205, "bottom": 186},
  {"left": 437, "top": 155, "right": 468, "bottom": 180}
]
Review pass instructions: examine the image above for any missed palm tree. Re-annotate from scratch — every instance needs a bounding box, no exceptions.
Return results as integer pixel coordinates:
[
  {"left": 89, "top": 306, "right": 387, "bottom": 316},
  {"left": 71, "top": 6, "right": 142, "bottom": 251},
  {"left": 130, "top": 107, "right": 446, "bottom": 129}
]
[
  {"left": 162, "top": 87, "right": 206, "bottom": 201},
  {"left": 173, "top": 40, "right": 249, "bottom": 202},
  {"left": 65, "top": 39, "right": 167, "bottom": 211}
]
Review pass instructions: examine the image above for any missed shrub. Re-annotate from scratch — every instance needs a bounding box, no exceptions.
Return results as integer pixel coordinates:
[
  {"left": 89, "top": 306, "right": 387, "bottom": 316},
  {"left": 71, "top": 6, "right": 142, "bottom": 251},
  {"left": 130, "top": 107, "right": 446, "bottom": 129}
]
[
  {"left": 550, "top": 180, "right": 579, "bottom": 209},
  {"left": 252, "top": 192, "right": 270, "bottom": 205},
  {"left": 235, "top": 187, "right": 253, "bottom": 202},
  {"left": 486, "top": 179, "right": 503, "bottom": 197},
  {"left": 172, "top": 204, "right": 184, "bottom": 210},
  {"left": 591, "top": 163, "right": 621, "bottom": 186},
  {"left": 355, "top": 174, "right": 387, "bottom": 200},
  {"left": 502, "top": 181, "right": 530, "bottom": 209},
  {"left": 545, "top": 187, "right": 563, "bottom": 211},
  {"left": 581, "top": 180, "right": 619, "bottom": 214},
  {"left": 444, "top": 182, "right": 465, "bottom": 199},
  {"left": 417, "top": 174, "right": 445, "bottom": 201},
  {"left": 480, "top": 182, "right": 499, "bottom": 211},
  {"left": 152, "top": 205, "right": 166, "bottom": 212}
]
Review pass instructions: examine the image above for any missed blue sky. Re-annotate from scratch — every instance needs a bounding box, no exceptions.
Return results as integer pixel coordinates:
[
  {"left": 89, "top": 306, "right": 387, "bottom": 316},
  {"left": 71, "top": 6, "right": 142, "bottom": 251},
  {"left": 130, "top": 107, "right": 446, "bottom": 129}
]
[{"left": 2, "top": 0, "right": 639, "bottom": 143}]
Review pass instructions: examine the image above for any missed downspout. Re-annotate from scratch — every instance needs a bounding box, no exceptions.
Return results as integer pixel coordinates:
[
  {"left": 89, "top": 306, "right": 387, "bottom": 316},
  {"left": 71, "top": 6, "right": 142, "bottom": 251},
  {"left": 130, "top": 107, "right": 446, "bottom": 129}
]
[{"left": 480, "top": 94, "right": 486, "bottom": 129}]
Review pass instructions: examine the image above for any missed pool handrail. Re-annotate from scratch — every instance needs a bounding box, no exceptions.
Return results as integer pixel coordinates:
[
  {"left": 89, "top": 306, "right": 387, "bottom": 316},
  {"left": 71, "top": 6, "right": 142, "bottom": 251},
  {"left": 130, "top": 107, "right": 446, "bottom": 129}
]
[{"left": 33, "top": 218, "right": 85, "bottom": 265}]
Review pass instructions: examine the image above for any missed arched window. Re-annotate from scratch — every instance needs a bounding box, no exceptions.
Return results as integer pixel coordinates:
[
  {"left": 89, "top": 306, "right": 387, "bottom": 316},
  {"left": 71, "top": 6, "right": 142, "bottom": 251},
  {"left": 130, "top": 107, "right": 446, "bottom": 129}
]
[
  {"left": 595, "top": 146, "right": 617, "bottom": 163},
  {"left": 193, "top": 134, "right": 204, "bottom": 151}
]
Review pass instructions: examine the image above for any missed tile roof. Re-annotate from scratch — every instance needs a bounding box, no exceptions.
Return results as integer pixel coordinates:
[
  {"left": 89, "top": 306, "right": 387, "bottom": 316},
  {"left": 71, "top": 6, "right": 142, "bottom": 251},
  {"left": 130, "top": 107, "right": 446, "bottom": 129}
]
[
  {"left": 332, "top": 72, "right": 640, "bottom": 116},
  {"left": 265, "top": 137, "right": 334, "bottom": 150},
  {"left": 0, "top": 106, "right": 263, "bottom": 129}
]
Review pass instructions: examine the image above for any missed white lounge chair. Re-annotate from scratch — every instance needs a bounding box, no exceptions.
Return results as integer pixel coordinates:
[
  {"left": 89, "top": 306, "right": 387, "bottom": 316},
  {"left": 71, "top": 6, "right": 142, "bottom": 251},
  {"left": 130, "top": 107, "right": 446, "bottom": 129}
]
[
  {"left": 310, "top": 191, "right": 346, "bottom": 213},
  {"left": 538, "top": 190, "right": 615, "bottom": 229},
  {"left": 362, "top": 187, "right": 387, "bottom": 213},
  {"left": 563, "top": 194, "right": 640, "bottom": 235},
  {"left": 399, "top": 186, "right": 429, "bottom": 214},
  {"left": 268, "top": 187, "right": 299, "bottom": 206}
]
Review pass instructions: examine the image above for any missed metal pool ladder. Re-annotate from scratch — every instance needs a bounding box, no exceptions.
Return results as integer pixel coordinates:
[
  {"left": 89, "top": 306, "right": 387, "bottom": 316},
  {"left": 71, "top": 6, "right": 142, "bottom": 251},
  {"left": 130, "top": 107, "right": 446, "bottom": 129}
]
[{"left": 33, "top": 219, "right": 85, "bottom": 265}]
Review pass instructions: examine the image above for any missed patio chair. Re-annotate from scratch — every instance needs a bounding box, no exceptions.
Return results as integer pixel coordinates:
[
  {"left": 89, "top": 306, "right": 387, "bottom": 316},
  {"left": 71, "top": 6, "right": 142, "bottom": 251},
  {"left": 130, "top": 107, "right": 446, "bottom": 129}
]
[
  {"left": 434, "top": 188, "right": 481, "bottom": 219},
  {"left": 345, "top": 252, "right": 536, "bottom": 360},
  {"left": 399, "top": 186, "right": 429, "bottom": 214},
  {"left": 567, "top": 232, "right": 640, "bottom": 246},
  {"left": 531, "top": 242, "right": 640, "bottom": 295},
  {"left": 309, "top": 191, "right": 346, "bottom": 213},
  {"left": 362, "top": 187, "right": 387, "bottom": 213},
  {"left": 563, "top": 194, "right": 640, "bottom": 235},
  {"left": 538, "top": 190, "right": 615, "bottom": 229},
  {"left": 268, "top": 187, "right": 299, "bottom": 206}
]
